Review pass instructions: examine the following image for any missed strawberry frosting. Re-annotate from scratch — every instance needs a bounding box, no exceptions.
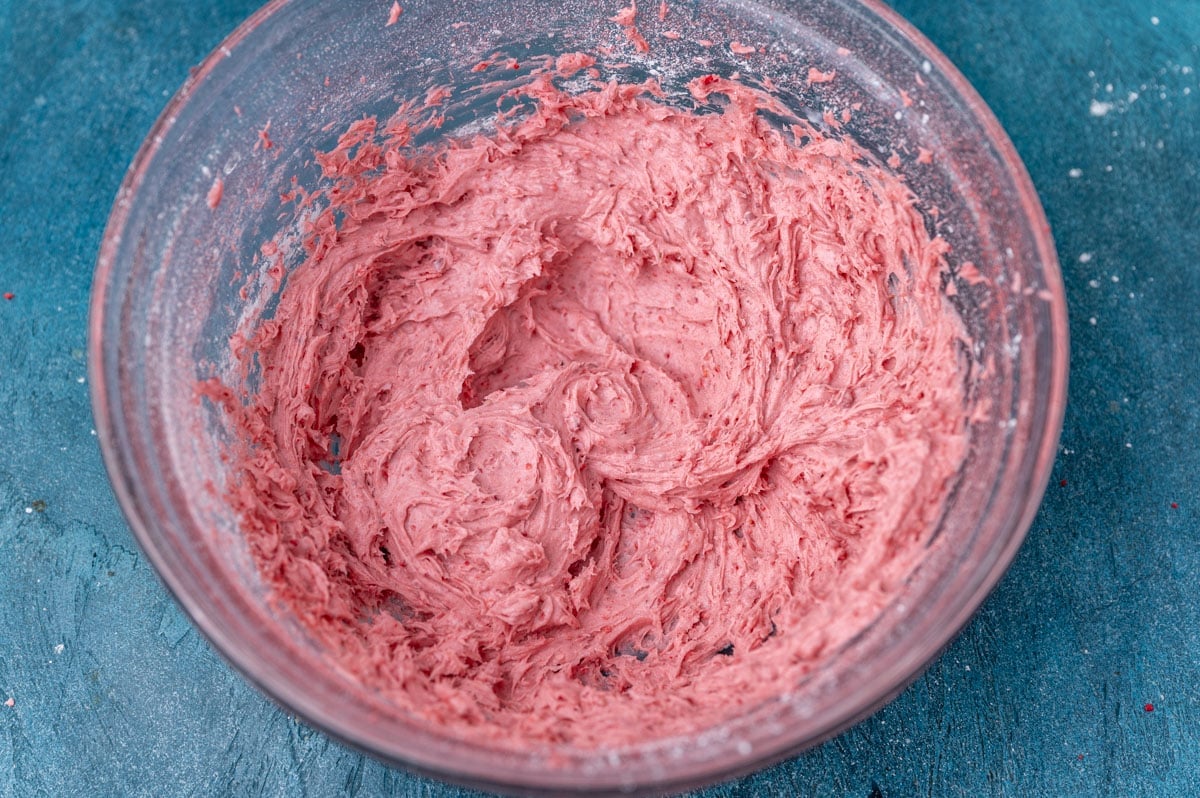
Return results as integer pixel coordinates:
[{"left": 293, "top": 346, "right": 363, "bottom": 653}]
[{"left": 212, "top": 69, "right": 968, "bottom": 748}]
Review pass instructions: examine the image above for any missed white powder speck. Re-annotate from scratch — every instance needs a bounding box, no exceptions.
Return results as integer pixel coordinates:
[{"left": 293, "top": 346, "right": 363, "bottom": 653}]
[
  {"left": 1079, "top": 252, "right": 1093, "bottom": 263},
  {"left": 893, "top": 110, "right": 903, "bottom": 120},
  {"left": 1151, "top": 15, "right": 1160, "bottom": 24},
  {"left": 1183, "top": 66, "right": 1193, "bottom": 75},
  {"left": 1105, "top": 83, "right": 1114, "bottom": 93},
  {"left": 24, "top": 507, "right": 33, "bottom": 514},
  {"left": 76, "top": 376, "right": 85, "bottom": 384},
  {"left": 1126, "top": 442, "right": 1133, "bottom": 448},
  {"left": 90, "top": 429, "right": 97, "bottom": 436},
  {"left": 1068, "top": 167, "right": 1083, "bottom": 178},
  {"left": 1090, "top": 99, "right": 1114, "bottom": 116},
  {"left": 1185, "top": 87, "right": 1192, "bottom": 95},
  {"left": 1088, "top": 70, "right": 1095, "bottom": 78},
  {"left": 1111, "top": 274, "right": 1120, "bottom": 283},
  {"left": 1089, "top": 317, "right": 1097, "bottom": 325},
  {"left": 1089, "top": 279, "right": 1101, "bottom": 288},
  {"left": 1129, "top": 292, "right": 1136, "bottom": 299},
  {"left": 1128, "top": 91, "right": 1139, "bottom": 102},
  {"left": 53, "top": 644, "right": 64, "bottom": 655},
  {"left": 922, "top": 59, "right": 932, "bottom": 74},
  {"left": 1105, "top": 164, "right": 1114, "bottom": 172}
]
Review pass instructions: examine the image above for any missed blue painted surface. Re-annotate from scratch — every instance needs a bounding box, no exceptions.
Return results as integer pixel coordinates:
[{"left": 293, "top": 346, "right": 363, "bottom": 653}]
[{"left": 1, "top": 0, "right": 1198, "bottom": 795}]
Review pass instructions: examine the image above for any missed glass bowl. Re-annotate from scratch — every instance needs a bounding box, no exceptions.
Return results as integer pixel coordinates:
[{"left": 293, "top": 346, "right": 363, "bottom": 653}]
[{"left": 89, "top": 0, "right": 1068, "bottom": 793}]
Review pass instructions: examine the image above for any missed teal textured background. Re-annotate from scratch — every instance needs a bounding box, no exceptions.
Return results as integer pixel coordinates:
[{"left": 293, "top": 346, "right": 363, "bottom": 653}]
[{"left": 2, "top": 1, "right": 1198, "bottom": 795}]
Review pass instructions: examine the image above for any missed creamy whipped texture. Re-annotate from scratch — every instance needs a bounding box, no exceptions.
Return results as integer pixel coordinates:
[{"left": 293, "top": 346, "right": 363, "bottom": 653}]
[{"left": 211, "top": 67, "right": 968, "bottom": 748}]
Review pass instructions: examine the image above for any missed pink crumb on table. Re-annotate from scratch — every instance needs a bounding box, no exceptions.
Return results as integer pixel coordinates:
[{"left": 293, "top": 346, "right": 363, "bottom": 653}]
[
  {"left": 730, "top": 41, "right": 756, "bottom": 55},
  {"left": 900, "top": 89, "right": 913, "bottom": 107},
  {"left": 887, "top": 152, "right": 902, "bottom": 169},
  {"left": 658, "top": 0, "right": 668, "bottom": 20},
  {"left": 662, "top": 30, "right": 680, "bottom": 39},
  {"left": 257, "top": 121, "right": 274, "bottom": 150},
  {"left": 1144, "top": 703, "right": 1155, "bottom": 712},
  {"left": 917, "top": 147, "right": 934, "bottom": 164},
  {"left": 807, "top": 67, "right": 836, "bottom": 84},
  {"left": 206, "top": 177, "right": 224, "bottom": 210},
  {"left": 2, "top": 292, "right": 13, "bottom": 301},
  {"left": 836, "top": 46, "right": 852, "bottom": 56},
  {"left": 471, "top": 60, "right": 491, "bottom": 72},
  {"left": 386, "top": 1, "right": 401, "bottom": 26},
  {"left": 3, "top": 698, "right": 12, "bottom": 707}
]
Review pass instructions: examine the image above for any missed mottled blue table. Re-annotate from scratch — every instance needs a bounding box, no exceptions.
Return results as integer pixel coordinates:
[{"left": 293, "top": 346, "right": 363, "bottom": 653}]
[{"left": 2, "top": 1, "right": 1198, "bottom": 795}]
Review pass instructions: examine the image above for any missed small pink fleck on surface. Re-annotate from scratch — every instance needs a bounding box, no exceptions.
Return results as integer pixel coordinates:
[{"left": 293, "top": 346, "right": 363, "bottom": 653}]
[
  {"left": 662, "top": 30, "right": 680, "bottom": 39},
  {"left": 3, "top": 698, "right": 13, "bottom": 708},
  {"left": 1144, "top": 703, "right": 1155, "bottom": 712},
  {"left": 900, "top": 89, "right": 914, "bottom": 107},
  {"left": 807, "top": 67, "right": 836, "bottom": 84},
  {"left": 257, "top": 121, "right": 274, "bottom": 150},
  {"left": 836, "top": 46, "right": 852, "bottom": 56},
  {"left": 471, "top": 60, "right": 490, "bottom": 72},
  {"left": 206, "top": 177, "right": 224, "bottom": 210},
  {"left": 2, "top": 293, "right": 13, "bottom": 301},
  {"left": 658, "top": 0, "right": 668, "bottom": 20},
  {"left": 917, "top": 147, "right": 934, "bottom": 164},
  {"left": 730, "top": 41, "right": 756, "bottom": 55},
  {"left": 386, "top": 1, "right": 401, "bottom": 26},
  {"left": 887, "top": 152, "right": 902, "bottom": 169},
  {"left": 1171, "top": 502, "right": 1179, "bottom": 509}
]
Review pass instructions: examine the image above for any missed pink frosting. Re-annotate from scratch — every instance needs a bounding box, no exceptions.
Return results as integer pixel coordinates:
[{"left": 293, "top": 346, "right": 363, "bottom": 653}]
[{"left": 214, "top": 70, "right": 968, "bottom": 748}]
